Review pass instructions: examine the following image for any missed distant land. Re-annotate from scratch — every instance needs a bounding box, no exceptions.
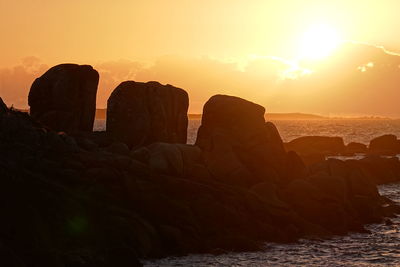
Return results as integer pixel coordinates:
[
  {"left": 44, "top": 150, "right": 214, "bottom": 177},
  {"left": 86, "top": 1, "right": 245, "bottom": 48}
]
[
  {"left": 14, "top": 108, "right": 394, "bottom": 120},
  {"left": 95, "top": 109, "right": 392, "bottom": 120}
]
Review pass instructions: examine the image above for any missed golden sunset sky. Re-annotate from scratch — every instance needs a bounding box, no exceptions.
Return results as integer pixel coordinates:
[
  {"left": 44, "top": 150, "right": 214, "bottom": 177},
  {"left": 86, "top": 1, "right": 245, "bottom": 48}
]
[{"left": 1, "top": 0, "right": 400, "bottom": 116}]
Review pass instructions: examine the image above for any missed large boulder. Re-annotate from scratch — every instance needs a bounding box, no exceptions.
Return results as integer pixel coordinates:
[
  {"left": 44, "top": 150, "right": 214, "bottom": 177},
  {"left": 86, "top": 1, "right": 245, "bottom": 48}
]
[
  {"left": 106, "top": 81, "right": 189, "bottom": 148},
  {"left": 369, "top": 134, "right": 400, "bottom": 155},
  {"left": 346, "top": 142, "right": 367, "bottom": 154},
  {"left": 28, "top": 64, "right": 99, "bottom": 132},
  {"left": 285, "top": 136, "right": 346, "bottom": 156},
  {"left": 196, "top": 95, "right": 288, "bottom": 185}
]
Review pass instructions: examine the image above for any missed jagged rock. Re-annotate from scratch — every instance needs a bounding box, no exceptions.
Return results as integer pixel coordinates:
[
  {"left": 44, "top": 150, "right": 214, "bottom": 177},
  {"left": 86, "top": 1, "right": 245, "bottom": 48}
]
[
  {"left": 106, "top": 81, "right": 189, "bottom": 148},
  {"left": 285, "top": 136, "right": 346, "bottom": 156},
  {"left": 196, "top": 95, "right": 288, "bottom": 186},
  {"left": 28, "top": 64, "right": 99, "bottom": 133},
  {"left": 369, "top": 134, "right": 400, "bottom": 155}
]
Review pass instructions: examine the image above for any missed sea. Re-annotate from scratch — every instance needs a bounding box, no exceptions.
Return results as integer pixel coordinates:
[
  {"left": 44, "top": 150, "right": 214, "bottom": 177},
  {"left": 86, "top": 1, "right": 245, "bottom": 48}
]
[
  {"left": 94, "top": 119, "right": 400, "bottom": 145},
  {"left": 95, "top": 119, "right": 400, "bottom": 266}
]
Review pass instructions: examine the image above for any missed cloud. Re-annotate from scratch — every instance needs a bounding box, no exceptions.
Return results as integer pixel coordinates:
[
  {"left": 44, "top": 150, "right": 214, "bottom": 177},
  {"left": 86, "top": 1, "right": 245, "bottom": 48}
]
[
  {"left": 1, "top": 42, "right": 400, "bottom": 116},
  {"left": 0, "top": 57, "right": 48, "bottom": 108},
  {"left": 278, "top": 42, "right": 400, "bottom": 116}
]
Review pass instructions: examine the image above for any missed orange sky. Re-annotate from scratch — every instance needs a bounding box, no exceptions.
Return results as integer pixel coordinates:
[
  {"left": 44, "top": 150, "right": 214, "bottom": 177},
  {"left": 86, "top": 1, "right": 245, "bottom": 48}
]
[{"left": 1, "top": 0, "right": 400, "bottom": 116}]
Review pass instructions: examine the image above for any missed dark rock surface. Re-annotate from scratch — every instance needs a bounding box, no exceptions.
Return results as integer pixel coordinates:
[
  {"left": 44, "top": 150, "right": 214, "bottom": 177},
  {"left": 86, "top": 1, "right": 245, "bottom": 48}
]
[
  {"left": 106, "top": 81, "right": 189, "bottom": 148},
  {"left": 28, "top": 64, "right": 99, "bottom": 132},
  {"left": 0, "top": 97, "right": 7, "bottom": 113}
]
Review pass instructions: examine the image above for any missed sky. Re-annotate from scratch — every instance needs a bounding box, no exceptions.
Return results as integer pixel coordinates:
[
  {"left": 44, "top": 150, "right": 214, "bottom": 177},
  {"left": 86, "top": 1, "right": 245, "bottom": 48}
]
[{"left": 1, "top": 0, "right": 400, "bottom": 116}]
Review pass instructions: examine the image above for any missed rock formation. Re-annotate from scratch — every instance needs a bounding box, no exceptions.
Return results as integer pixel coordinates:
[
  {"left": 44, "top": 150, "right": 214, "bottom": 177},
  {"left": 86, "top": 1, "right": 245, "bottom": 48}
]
[
  {"left": 285, "top": 136, "right": 346, "bottom": 156},
  {"left": 28, "top": 64, "right": 99, "bottom": 132},
  {"left": 346, "top": 142, "right": 367, "bottom": 154},
  {"left": 369, "top": 134, "right": 400, "bottom": 155},
  {"left": 195, "top": 95, "right": 290, "bottom": 186},
  {"left": 107, "top": 81, "right": 188, "bottom": 148},
  {"left": 1, "top": 86, "right": 400, "bottom": 266}
]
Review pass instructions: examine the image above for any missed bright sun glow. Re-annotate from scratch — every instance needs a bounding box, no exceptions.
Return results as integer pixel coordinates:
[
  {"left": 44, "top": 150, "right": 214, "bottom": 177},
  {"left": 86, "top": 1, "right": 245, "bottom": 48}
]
[{"left": 299, "top": 24, "right": 341, "bottom": 60}]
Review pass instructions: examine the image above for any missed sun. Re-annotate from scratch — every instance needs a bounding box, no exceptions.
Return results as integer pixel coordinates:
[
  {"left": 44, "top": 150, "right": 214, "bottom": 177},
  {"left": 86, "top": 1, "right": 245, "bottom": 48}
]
[{"left": 298, "top": 24, "right": 341, "bottom": 60}]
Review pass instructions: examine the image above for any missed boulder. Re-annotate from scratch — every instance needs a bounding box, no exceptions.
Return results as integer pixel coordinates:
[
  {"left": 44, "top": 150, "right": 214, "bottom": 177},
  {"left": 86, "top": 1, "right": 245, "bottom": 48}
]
[
  {"left": 196, "top": 95, "right": 288, "bottom": 185},
  {"left": 28, "top": 64, "right": 99, "bottom": 132},
  {"left": 369, "top": 134, "right": 400, "bottom": 155},
  {"left": 346, "top": 142, "right": 367, "bottom": 154},
  {"left": 285, "top": 136, "right": 346, "bottom": 156},
  {"left": 357, "top": 156, "right": 400, "bottom": 184},
  {"left": 106, "top": 81, "right": 189, "bottom": 148}
]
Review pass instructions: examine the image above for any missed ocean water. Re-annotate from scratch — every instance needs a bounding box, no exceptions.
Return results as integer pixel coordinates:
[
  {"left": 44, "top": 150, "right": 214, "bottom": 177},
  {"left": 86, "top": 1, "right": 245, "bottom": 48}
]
[
  {"left": 94, "top": 119, "right": 400, "bottom": 145},
  {"left": 94, "top": 119, "right": 400, "bottom": 266}
]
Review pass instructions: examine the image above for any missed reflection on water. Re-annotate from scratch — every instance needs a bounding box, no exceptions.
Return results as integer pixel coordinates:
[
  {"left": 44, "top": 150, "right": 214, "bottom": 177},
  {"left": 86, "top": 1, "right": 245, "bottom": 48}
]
[
  {"left": 94, "top": 119, "right": 400, "bottom": 145},
  {"left": 144, "top": 183, "right": 400, "bottom": 267},
  {"left": 272, "top": 119, "right": 400, "bottom": 144}
]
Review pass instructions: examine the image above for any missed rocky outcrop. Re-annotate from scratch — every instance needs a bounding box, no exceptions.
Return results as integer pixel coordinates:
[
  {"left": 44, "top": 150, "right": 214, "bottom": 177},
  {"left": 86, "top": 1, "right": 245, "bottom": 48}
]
[
  {"left": 196, "top": 95, "right": 290, "bottom": 186},
  {"left": 369, "top": 134, "right": 400, "bottom": 155},
  {"left": 1, "top": 91, "right": 400, "bottom": 266},
  {"left": 28, "top": 64, "right": 99, "bottom": 132},
  {"left": 106, "top": 81, "right": 189, "bottom": 148}
]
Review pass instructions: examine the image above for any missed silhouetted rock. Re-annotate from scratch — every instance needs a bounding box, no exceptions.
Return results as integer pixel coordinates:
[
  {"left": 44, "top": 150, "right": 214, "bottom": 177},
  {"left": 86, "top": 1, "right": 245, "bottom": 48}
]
[
  {"left": 28, "top": 64, "right": 99, "bottom": 132},
  {"left": 196, "top": 95, "right": 288, "bottom": 185},
  {"left": 107, "top": 81, "right": 189, "bottom": 148},
  {"left": 285, "top": 136, "right": 346, "bottom": 156},
  {"left": 369, "top": 134, "right": 400, "bottom": 155},
  {"left": 0, "top": 97, "right": 7, "bottom": 114},
  {"left": 346, "top": 142, "right": 367, "bottom": 154},
  {"left": 1, "top": 92, "right": 400, "bottom": 265},
  {"left": 356, "top": 156, "right": 400, "bottom": 184}
]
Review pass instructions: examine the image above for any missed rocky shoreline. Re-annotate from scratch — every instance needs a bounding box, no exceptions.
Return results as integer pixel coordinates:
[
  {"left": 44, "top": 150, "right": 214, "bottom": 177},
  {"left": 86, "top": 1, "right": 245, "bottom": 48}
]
[{"left": 1, "top": 64, "right": 400, "bottom": 267}]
